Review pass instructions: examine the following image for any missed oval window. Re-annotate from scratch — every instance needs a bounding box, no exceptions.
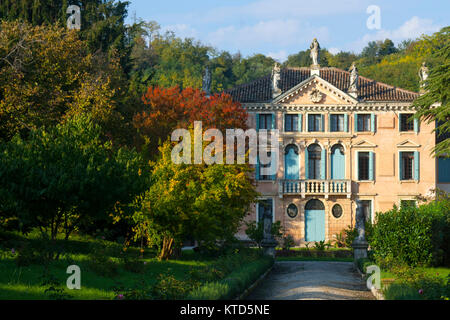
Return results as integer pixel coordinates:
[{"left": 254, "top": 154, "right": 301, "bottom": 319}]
[
  {"left": 287, "top": 204, "right": 298, "bottom": 218},
  {"left": 332, "top": 204, "right": 343, "bottom": 218}
]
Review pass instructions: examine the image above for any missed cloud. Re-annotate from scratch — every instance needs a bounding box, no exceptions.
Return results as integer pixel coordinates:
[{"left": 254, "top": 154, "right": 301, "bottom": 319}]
[
  {"left": 202, "top": 0, "right": 368, "bottom": 24},
  {"left": 350, "top": 16, "right": 442, "bottom": 52},
  {"left": 206, "top": 19, "right": 329, "bottom": 53},
  {"left": 162, "top": 24, "right": 199, "bottom": 39},
  {"left": 328, "top": 47, "right": 341, "bottom": 55},
  {"left": 267, "top": 50, "right": 288, "bottom": 62}
]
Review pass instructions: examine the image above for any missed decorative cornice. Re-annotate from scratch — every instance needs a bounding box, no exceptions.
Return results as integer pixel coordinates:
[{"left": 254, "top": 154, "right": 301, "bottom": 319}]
[
  {"left": 244, "top": 102, "right": 415, "bottom": 112},
  {"left": 272, "top": 75, "right": 358, "bottom": 104}
]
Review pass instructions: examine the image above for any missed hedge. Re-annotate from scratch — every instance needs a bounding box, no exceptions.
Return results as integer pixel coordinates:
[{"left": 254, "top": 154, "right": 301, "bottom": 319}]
[
  {"left": 187, "top": 256, "right": 274, "bottom": 300},
  {"left": 370, "top": 198, "right": 450, "bottom": 267}
]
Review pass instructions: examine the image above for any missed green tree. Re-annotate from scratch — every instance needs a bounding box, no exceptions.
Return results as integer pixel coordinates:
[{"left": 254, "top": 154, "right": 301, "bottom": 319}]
[
  {"left": 414, "top": 27, "right": 450, "bottom": 157},
  {"left": 0, "top": 114, "right": 148, "bottom": 246},
  {"left": 137, "top": 141, "right": 258, "bottom": 260},
  {"left": 0, "top": 21, "right": 128, "bottom": 143}
]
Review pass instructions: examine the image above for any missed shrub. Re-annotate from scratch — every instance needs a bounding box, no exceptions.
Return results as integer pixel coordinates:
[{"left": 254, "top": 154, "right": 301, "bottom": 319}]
[
  {"left": 188, "top": 256, "right": 274, "bottom": 300},
  {"left": 244, "top": 220, "right": 283, "bottom": 248},
  {"left": 281, "top": 235, "right": 295, "bottom": 251},
  {"left": 384, "top": 269, "right": 450, "bottom": 300},
  {"left": 371, "top": 198, "right": 450, "bottom": 267},
  {"left": 340, "top": 220, "right": 374, "bottom": 249}
]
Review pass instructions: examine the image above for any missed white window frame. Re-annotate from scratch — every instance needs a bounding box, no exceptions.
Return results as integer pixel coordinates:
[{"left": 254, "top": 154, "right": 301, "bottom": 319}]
[
  {"left": 356, "top": 198, "right": 375, "bottom": 224},
  {"left": 256, "top": 197, "right": 276, "bottom": 223},
  {"left": 306, "top": 112, "right": 325, "bottom": 132}
]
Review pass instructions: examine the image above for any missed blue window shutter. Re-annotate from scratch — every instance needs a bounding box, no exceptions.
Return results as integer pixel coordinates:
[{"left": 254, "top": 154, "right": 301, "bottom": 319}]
[
  {"left": 320, "top": 148, "right": 326, "bottom": 179},
  {"left": 308, "top": 115, "right": 313, "bottom": 132},
  {"left": 271, "top": 152, "right": 276, "bottom": 181},
  {"left": 399, "top": 152, "right": 403, "bottom": 180},
  {"left": 255, "top": 154, "right": 260, "bottom": 180},
  {"left": 328, "top": 115, "right": 331, "bottom": 132},
  {"left": 305, "top": 148, "right": 309, "bottom": 179},
  {"left": 283, "top": 113, "right": 286, "bottom": 131},
  {"left": 354, "top": 114, "right": 358, "bottom": 132},
  {"left": 369, "top": 152, "right": 374, "bottom": 181},
  {"left": 414, "top": 118, "right": 419, "bottom": 133},
  {"left": 414, "top": 151, "right": 420, "bottom": 180},
  {"left": 344, "top": 114, "right": 348, "bottom": 132},
  {"left": 271, "top": 113, "right": 276, "bottom": 129},
  {"left": 298, "top": 114, "right": 302, "bottom": 132},
  {"left": 256, "top": 114, "right": 260, "bottom": 132},
  {"left": 321, "top": 114, "right": 325, "bottom": 132},
  {"left": 371, "top": 113, "right": 375, "bottom": 133}
]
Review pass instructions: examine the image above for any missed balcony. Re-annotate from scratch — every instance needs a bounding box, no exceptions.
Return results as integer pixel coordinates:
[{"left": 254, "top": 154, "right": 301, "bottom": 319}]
[{"left": 278, "top": 179, "right": 351, "bottom": 198}]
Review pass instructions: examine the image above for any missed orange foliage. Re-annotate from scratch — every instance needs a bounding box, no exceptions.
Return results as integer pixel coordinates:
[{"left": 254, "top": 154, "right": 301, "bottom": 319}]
[{"left": 133, "top": 86, "right": 248, "bottom": 155}]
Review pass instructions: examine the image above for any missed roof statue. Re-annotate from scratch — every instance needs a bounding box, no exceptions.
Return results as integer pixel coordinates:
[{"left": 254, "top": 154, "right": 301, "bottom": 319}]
[
  {"left": 419, "top": 62, "right": 429, "bottom": 87},
  {"left": 271, "top": 62, "right": 282, "bottom": 98},
  {"left": 310, "top": 38, "right": 320, "bottom": 66},
  {"left": 202, "top": 66, "right": 212, "bottom": 96},
  {"left": 348, "top": 62, "right": 359, "bottom": 98}
]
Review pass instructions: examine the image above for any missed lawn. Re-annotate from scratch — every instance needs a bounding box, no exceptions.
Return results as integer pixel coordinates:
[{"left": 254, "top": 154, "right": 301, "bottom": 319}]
[{"left": 0, "top": 230, "right": 261, "bottom": 300}]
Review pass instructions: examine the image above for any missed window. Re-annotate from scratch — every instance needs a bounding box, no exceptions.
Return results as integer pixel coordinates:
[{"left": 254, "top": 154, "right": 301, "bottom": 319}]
[
  {"left": 438, "top": 157, "right": 450, "bottom": 183},
  {"left": 259, "top": 114, "right": 272, "bottom": 130},
  {"left": 259, "top": 151, "right": 273, "bottom": 181},
  {"left": 305, "top": 199, "right": 325, "bottom": 210},
  {"left": 287, "top": 203, "right": 298, "bottom": 218},
  {"left": 358, "top": 152, "right": 370, "bottom": 180},
  {"left": 307, "top": 144, "right": 322, "bottom": 179},
  {"left": 285, "top": 114, "right": 299, "bottom": 132},
  {"left": 359, "top": 200, "right": 372, "bottom": 222},
  {"left": 400, "top": 152, "right": 414, "bottom": 180},
  {"left": 356, "top": 114, "right": 371, "bottom": 132},
  {"left": 332, "top": 204, "right": 343, "bottom": 218},
  {"left": 308, "top": 114, "right": 323, "bottom": 132},
  {"left": 401, "top": 200, "right": 416, "bottom": 208},
  {"left": 330, "top": 114, "right": 345, "bottom": 132},
  {"left": 400, "top": 114, "right": 414, "bottom": 132},
  {"left": 258, "top": 199, "right": 273, "bottom": 222}
]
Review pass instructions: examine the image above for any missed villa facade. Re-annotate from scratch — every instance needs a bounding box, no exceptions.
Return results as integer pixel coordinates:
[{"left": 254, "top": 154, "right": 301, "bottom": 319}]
[{"left": 225, "top": 42, "right": 450, "bottom": 245}]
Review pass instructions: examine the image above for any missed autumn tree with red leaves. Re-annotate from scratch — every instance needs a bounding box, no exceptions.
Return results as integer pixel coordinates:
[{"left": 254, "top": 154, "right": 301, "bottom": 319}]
[{"left": 133, "top": 86, "right": 248, "bottom": 159}]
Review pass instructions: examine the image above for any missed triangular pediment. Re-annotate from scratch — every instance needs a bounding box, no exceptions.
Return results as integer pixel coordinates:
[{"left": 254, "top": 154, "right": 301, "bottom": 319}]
[
  {"left": 353, "top": 140, "right": 377, "bottom": 148},
  {"left": 273, "top": 75, "right": 358, "bottom": 105},
  {"left": 397, "top": 140, "right": 421, "bottom": 148}
]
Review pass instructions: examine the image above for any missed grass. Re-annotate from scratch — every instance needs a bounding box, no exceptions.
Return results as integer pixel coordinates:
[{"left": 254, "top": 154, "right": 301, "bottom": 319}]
[{"left": 0, "top": 230, "right": 259, "bottom": 300}]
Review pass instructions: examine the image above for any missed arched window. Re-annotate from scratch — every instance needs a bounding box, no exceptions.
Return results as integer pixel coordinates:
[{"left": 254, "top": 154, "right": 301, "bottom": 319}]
[
  {"left": 285, "top": 144, "right": 299, "bottom": 180},
  {"left": 331, "top": 144, "right": 345, "bottom": 180},
  {"left": 305, "top": 199, "right": 325, "bottom": 210},
  {"left": 307, "top": 144, "right": 322, "bottom": 179},
  {"left": 285, "top": 144, "right": 299, "bottom": 155}
]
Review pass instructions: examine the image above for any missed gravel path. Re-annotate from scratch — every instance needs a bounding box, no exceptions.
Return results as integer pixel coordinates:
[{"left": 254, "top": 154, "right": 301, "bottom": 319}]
[{"left": 247, "top": 261, "right": 375, "bottom": 300}]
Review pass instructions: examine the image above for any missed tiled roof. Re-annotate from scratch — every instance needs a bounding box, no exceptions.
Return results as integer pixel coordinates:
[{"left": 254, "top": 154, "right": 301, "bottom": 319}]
[{"left": 225, "top": 67, "right": 419, "bottom": 103}]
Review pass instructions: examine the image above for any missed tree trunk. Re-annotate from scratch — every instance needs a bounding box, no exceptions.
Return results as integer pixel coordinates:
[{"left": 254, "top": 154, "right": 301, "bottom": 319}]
[{"left": 158, "top": 237, "right": 174, "bottom": 260}]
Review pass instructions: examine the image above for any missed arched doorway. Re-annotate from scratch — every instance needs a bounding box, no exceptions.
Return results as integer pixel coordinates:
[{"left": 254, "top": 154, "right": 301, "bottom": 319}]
[
  {"left": 331, "top": 144, "right": 345, "bottom": 180},
  {"left": 305, "top": 199, "right": 325, "bottom": 241},
  {"left": 285, "top": 144, "right": 299, "bottom": 180}
]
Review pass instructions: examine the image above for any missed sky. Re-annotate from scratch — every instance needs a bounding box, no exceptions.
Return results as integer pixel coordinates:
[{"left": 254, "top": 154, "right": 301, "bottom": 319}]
[{"left": 126, "top": 0, "right": 449, "bottom": 62}]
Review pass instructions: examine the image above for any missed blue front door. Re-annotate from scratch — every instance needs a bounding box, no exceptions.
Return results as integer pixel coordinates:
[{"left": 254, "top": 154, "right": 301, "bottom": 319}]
[
  {"left": 305, "top": 209, "right": 325, "bottom": 241},
  {"left": 285, "top": 146, "right": 299, "bottom": 180},
  {"left": 331, "top": 146, "right": 345, "bottom": 180}
]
